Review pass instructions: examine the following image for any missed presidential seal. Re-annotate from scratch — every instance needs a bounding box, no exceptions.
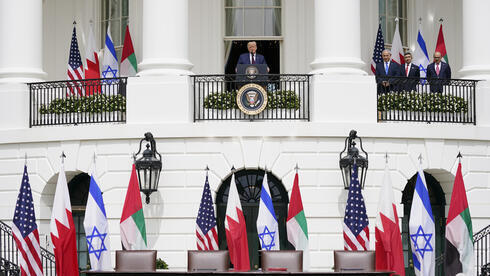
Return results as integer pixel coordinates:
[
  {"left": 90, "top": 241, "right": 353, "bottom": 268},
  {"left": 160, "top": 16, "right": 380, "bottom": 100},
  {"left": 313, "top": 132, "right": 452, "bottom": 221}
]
[
  {"left": 245, "top": 65, "right": 258, "bottom": 80},
  {"left": 236, "top": 83, "right": 268, "bottom": 115}
]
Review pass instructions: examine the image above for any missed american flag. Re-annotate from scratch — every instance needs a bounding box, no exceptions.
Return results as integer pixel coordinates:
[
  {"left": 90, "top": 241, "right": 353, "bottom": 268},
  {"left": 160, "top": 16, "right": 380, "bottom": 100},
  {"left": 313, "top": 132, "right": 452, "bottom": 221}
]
[
  {"left": 343, "top": 164, "right": 370, "bottom": 250},
  {"left": 12, "top": 165, "right": 43, "bottom": 276},
  {"left": 67, "top": 25, "right": 84, "bottom": 95},
  {"left": 196, "top": 175, "right": 219, "bottom": 250},
  {"left": 371, "top": 23, "right": 385, "bottom": 74}
]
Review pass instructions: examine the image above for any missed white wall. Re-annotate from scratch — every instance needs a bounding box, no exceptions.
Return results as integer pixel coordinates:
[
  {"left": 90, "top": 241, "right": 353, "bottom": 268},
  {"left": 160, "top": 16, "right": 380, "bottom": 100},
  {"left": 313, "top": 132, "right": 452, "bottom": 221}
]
[{"left": 0, "top": 124, "right": 489, "bottom": 270}]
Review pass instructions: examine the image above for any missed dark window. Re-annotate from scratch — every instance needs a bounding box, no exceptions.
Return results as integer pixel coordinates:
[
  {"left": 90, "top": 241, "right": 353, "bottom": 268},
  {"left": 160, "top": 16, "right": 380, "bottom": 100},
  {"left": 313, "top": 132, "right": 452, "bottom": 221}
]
[
  {"left": 224, "top": 40, "right": 280, "bottom": 75},
  {"left": 401, "top": 172, "right": 446, "bottom": 276},
  {"left": 215, "top": 168, "right": 290, "bottom": 270},
  {"left": 68, "top": 172, "right": 91, "bottom": 272}
]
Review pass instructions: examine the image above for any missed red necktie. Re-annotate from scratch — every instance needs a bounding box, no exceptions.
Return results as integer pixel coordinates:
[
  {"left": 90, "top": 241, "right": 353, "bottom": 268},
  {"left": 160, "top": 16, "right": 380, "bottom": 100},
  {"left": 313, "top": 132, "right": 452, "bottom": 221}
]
[
  {"left": 406, "top": 64, "right": 409, "bottom": 76},
  {"left": 436, "top": 64, "right": 440, "bottom": 75},
  {"left": 252, "top": 54, "right": 255, "bottom": 64}
]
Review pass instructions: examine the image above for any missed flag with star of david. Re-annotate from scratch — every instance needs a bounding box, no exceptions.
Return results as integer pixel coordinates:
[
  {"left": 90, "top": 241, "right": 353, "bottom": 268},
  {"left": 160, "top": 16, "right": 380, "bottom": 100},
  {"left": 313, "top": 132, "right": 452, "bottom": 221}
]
[
  {"left": 256, "top": 171, "right": 280, "bottom": 250},
  {"left": 83, "top": 171, "right": 112, "bottom": 271},
  {"left": 409, "top": 169, "right": 435, "bottom": 276},
  {"left": 343, "top": 163, "right": 370, "bottom": 250},
  {"left": 102, "top": 24, "right": 119, "bottom": 89}
]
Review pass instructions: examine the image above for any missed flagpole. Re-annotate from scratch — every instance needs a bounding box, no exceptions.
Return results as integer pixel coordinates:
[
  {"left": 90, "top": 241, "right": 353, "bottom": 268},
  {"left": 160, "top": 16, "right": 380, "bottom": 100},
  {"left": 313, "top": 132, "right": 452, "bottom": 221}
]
[
  {"left": 457, "top": 152, "right": 462, "bottom": 164},
  {"left": 60, "top": 151, "right": 66, "bottom": 164},
  {"left": 295, "top": 163, "right": 299, "bottom": 173},
  {"left": 205, "top": 165, "right": 209, "bottom": 178},
  {"left": 24, "top": 153, "right": 27, "bottom": 167}
]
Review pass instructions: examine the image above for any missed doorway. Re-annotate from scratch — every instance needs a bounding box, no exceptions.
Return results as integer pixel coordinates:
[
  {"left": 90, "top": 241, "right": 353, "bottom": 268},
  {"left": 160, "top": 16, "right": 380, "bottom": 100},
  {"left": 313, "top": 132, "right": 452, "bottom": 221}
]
[
  {"left": 224, "top": 40, "right": 280, "bottom": 75},
  {"left": 401, "top": 171, "right": 446, "bottom": 276}
]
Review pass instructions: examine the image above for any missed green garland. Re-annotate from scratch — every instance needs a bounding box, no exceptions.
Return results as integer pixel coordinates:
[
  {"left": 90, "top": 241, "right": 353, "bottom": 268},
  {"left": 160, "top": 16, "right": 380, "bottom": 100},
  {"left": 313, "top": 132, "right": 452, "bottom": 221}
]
[
  {"left": 39, "top": 94, "right": 126, "bottom": 114},
  {"left": 203, "top": 90, "right": 301, "bottom": 110},
  {"left": 377, "top": 92, "right": 468, "bottom": 113}
]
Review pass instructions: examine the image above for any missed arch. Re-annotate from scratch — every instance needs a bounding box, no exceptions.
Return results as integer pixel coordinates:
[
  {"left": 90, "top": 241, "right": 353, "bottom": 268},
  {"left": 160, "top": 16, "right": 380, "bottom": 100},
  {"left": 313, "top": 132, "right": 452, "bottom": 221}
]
[
  {"left": 215, "top": 168, "right": 289, "bottom": 270},
  {"left": 401, "top": 171, "right": 446, "bottom": 276}
]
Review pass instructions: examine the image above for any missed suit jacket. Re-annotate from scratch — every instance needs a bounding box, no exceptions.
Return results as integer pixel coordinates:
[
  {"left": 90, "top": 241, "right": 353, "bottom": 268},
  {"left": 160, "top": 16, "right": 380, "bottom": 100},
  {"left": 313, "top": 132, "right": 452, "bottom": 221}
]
[
  {"left": 426, "top": 62, "right": 451, "bottom": 92},
  {"left": 401, "top": 63, "right": 420, "bottom": 92},
  {"left": 236, "top": 53, "right": 267, "bottom": 66},
  {"left": 375, "top": 61, "right": 402, "bottom": 93}
]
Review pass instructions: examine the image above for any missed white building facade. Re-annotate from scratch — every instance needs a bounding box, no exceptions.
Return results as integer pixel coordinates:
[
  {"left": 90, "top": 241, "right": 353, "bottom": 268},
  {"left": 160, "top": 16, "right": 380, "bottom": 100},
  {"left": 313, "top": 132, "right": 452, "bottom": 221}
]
[{"left": 0, "top": 0, "right": 490, "bottom": 274}]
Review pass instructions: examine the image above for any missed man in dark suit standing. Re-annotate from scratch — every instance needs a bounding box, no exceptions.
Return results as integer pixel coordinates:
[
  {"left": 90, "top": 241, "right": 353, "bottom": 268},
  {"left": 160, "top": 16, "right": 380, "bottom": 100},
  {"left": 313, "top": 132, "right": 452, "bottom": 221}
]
[
  {"left": 426, "top": 51, "right": 451, "bottom": 93},
  {"left": 375, "top": 49, "right": 402, "bottom": 93},
  {"left": 401, "top": 52, "right": 420, "bottom": 92},
  {"left": 236, "top": 41, "right": 269, "bottom": 72}
]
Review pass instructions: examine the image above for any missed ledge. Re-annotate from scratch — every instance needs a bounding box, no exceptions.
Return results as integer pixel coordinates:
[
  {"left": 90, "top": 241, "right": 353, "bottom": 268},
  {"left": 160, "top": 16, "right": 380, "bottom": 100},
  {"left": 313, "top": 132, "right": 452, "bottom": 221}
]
[{"left": 0, "top": 121, "right": 487, "bottom": 145}]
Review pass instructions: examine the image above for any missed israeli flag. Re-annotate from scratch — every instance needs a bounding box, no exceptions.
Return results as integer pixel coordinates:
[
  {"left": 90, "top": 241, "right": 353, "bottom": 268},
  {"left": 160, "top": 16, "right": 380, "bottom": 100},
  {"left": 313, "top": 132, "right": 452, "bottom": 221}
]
[
  {"left": 83, "top": 174, "right": 112, "bottom": 271},
  {"left": 409, "top": 169, "right": 435, "bottom": 276},
  {"left": 102, "top": 24, "right": 119, "bottom": 87},
  {"left": 413, "top": 26, "right": 430, "bottom": 79},
  {"left": 256, "top": 172, "right": 280, "bottom": 250}
]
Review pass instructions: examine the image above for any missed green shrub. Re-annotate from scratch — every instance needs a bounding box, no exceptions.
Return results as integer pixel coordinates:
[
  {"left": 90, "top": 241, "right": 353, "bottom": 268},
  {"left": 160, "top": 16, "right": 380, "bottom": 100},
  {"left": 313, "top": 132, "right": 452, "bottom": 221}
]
[
  {"left": 39, "top": 94, "right": 126, "bottom": 114},
  {"left": 156, "top": 258, "right": 168, "bottom": 269},
  {"left": 377, "top": 92, "right": 468, "bottom": 113},
  {"left": 203, "top": 90, "right": 300, "bottom": 110}
]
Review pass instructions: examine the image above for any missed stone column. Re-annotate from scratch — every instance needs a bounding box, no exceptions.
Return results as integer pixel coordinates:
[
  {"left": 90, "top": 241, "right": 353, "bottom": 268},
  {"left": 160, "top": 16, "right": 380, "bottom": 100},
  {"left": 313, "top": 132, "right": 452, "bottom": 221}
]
[
  {"left": 0, "top": 0, "right": 45, "bottom": 82},
  {"left": 310, "top": 0, "right": 366, "bottom": 75},
  {"left": 138, "top": 0, "right": 193, "bottom": 76},
  {"left": 459, "top": 0, "right": 490, "bottom": 80}
]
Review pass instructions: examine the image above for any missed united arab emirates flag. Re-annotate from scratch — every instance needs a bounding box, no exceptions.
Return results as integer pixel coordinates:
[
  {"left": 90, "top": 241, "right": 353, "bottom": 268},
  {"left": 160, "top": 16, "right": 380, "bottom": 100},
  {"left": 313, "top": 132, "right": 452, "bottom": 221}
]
[
  {"left": 444, "top": 161, "right": 474, "bottom": 276},
  {"left": 120, "top": 25, "right": 137, "bottom": 77},
  {"left": 286, "top": 172, "right": 309, "bottom": 270},
  {"left": 120, "top": 164, "right": 147, "bottom": 250}
]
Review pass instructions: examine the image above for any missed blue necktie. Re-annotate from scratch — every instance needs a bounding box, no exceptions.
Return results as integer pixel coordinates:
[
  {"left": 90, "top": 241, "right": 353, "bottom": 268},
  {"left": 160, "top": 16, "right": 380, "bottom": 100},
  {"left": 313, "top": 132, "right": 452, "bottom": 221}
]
[{"left": 385, "top": 62, "right": 389, "bottom": 74}]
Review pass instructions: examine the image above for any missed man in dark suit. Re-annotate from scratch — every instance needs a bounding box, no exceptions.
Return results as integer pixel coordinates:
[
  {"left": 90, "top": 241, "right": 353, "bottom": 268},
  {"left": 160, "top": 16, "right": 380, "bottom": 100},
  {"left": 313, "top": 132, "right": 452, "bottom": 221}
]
[
  {"left": 401, "top": 52, "right": 420, "bottom": 92},
  {"left": 375, "top": 49, "right": 402, "bottom": 93},
  {"left": 236, "top": 41, "right": 269, "bottom": 72},
  {"left": 426, "top": 51, "right": 451, "bottom": 93}
]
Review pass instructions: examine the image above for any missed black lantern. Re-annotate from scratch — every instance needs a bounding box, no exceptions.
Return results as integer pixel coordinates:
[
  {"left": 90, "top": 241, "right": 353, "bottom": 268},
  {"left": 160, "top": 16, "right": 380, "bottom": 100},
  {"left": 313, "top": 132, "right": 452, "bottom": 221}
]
[
  {"left": 134, "top": 132, "right": 162, "bottom": 204},
  {"left": 339, "top": 130, "right": 368, "bottom": 189}
]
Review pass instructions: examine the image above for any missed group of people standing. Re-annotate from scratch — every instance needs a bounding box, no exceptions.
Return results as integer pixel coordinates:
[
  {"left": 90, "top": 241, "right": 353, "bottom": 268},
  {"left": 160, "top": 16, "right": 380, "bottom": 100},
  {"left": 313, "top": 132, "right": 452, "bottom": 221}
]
[{"left": 375, "top": 49, "right": 451, "bottom": 93}]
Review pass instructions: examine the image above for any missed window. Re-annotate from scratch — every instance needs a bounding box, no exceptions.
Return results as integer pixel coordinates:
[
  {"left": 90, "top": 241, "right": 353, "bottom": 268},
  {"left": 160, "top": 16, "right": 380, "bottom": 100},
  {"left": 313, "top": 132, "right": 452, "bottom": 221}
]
[
  {"left": 379, "top": 0, "right": 408, "bottom": 47},
  {"left": 215, "top": 169, "right": 291, "bottom": 270},
  {"left": 225, "top": 0, "right": 282, "bottom": 37},
  {"left": 101, "top": 0, "right": 129, "bottom": 61}
]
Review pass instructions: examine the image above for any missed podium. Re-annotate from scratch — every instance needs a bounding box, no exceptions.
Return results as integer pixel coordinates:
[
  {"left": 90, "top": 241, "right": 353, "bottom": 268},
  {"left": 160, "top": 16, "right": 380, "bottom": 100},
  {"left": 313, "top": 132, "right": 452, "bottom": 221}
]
[{"left": 235, "top": 64, "right": 268, "bottom": 89}]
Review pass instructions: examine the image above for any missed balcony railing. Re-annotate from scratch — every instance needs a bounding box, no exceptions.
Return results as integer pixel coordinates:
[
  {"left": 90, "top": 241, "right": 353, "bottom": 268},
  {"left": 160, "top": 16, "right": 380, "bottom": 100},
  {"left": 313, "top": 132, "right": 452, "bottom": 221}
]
[
  {"left": 29, "top": 78, "right": 127, "bottom": 127},
  {"left": 475, "top": 225, "right": 490, "bottom": 276},
  {"left": 0, "top": 220, "right": 56, "bottom": 275},
  {"left": 192, "top": 74, "right": 311, "bottom": 121},
  {"left": 376, "top": 76, "right": 477, "bottom": 124}
]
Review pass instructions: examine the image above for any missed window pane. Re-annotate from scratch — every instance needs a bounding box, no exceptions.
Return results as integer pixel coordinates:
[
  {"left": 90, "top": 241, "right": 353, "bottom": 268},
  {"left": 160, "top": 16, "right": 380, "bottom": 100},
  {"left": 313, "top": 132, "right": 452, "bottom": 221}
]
[
  {"left": 244, "top": 0, "right": 264, "bottom": 7},
  {"left": 225, "top": 0, "right": 242, "bottom": 7},
  {"left": 121, "top": 17, "right": 128, "bottom": 39},
  {"left": 244, "top": 8, "right": 263, "bottom": 36},
  {"left": 122, "top": 0, "right": 128, "bottom": 16},
  {"left": 264, "top": 0, "right": 281, "bottom": 6},
  {"left": 400, "top": 18, "right": 407, "bottom": 46},
  {"left": 264, "top": 8, "right": 281, "bottom": 36},
  {"left": 111, "top": 19, "right": 121, "bottom": 46},
  {"left": 103, "top": 0, "right": 109, "bottom": 21},
  {"left": 386, "top": 17, "right": 394, "bottom": 44},
  {"left": 379, "top": 0, "right": 386, "bottom": 16},
  {"left": 110, "top": 0, "right": 120, "bottom": 18},
  {"left": 399, "top": 0, "right": 407, "bottom": 18},
  {"left": 225, "top": 8, "right": 244, "bottom": 36},
  {"left": 387, "top": 0, "right": 397, "bottom": 17}
]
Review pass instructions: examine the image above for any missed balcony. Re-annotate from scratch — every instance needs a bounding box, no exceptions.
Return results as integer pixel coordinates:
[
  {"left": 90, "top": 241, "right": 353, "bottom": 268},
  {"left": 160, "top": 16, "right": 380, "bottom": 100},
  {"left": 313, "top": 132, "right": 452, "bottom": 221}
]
[
  {"left": 26, "top": 75, "right": 480, "bottom": 127},
  {"left": 375, "top": 76, "right": 478, "bottom": 124},
  {"left": 29, "top": 78, "right": 127, "bottom": 127},
  {"left": 191, "top": 74, "right": 311, "bottom": 121}
]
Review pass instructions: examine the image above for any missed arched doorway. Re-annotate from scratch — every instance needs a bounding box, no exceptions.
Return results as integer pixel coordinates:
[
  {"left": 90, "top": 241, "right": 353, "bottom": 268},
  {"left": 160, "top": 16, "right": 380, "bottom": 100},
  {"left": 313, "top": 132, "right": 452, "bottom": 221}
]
[
  {"left": 67, "top": 172, "right": 91, "bottom": 272},
  {"left": 402, "top": 171, "right": 446, "bottom": 276},
  {"left": 215, "top": 168, "right": 290, "bottom": 270}
]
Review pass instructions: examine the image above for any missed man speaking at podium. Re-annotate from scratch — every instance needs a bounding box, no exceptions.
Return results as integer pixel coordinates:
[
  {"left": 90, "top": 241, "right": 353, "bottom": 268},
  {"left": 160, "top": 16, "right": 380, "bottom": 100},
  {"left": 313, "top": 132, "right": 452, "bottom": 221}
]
[{"left": 236, "top": 41, "right": 269, "bottom": 72}]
